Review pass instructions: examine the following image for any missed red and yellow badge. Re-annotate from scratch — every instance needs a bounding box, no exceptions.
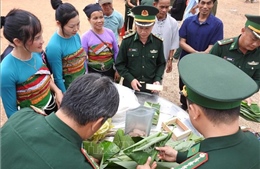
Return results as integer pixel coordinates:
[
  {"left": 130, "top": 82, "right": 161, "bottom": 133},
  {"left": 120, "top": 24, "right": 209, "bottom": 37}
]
[{"left": 141, "top": 10, "right": 149, "bottom": 16}]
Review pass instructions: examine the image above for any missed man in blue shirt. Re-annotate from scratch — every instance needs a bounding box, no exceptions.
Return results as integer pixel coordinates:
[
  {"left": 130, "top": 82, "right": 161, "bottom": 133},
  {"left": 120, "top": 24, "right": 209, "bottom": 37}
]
[
  {"left": 178, "top": 0, "right": 223, "bottom": 110},
  {"left": 99, "top": 0, "right": 124, "bottom": 44}
]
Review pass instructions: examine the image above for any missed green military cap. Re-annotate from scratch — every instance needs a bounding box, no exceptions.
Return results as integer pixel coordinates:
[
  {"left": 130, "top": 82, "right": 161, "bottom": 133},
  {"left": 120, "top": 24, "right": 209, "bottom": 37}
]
[
  {"left": 245, "top": 14, "right": 260, "bottom": 39},
  {"left": 179, "top": 53, "right": 258, "bottom": 110},
  {"left": 132, "top": 5, "right": 159, "bottom": 27}
]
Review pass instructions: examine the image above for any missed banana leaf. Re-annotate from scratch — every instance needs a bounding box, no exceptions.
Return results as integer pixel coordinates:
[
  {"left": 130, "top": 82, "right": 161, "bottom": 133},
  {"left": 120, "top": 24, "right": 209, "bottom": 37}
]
[
  {"left": 187, "top": 133, "right": 204, "bottom": 143},
  {"left": 113, "top": 129, "right": 135, "bottom": 149},
  {"left": 101, "top": 141, "right": 120, "bottom": 162},
  {"left": 249, "top": 104, "right": 260, "bottom": 114},
  {"left": 144, "top": 101, "right": 161, "bottom": 125},
  {"left": 83, "top": 141, "right": 104, "bottom": 160},
  {"left": 240, "top": 102, "right": 260, "bottom": 123},
  {"left": 165, "top": 139, "right": 195, "bottom": 152},
  {"left": 123, "top": 132, "right": 172, "bottom": 165},
  {"left": 102, "top": 161, "right": 179, "bottom": 169}
]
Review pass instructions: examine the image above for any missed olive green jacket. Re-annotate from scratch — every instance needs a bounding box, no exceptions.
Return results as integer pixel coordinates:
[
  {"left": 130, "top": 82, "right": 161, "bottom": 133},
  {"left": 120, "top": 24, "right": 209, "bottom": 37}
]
[
  {"left": 1, "top": 108, "right": 94, "bottom": 169},
  {"left": 115, "top": 33, "right": 166, "bottom": 89},
  {"left": 210, "top": 36, "right": 260, "bottom": 89},
  {"left": 177, "top": 129, "right": 260, "bottom": 169}
]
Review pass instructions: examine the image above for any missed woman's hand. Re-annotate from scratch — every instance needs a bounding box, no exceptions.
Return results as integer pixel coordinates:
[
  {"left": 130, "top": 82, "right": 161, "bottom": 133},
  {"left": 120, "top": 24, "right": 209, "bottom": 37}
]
[{"left": 54, "top": 89, "right": 63, "bottom": 108}]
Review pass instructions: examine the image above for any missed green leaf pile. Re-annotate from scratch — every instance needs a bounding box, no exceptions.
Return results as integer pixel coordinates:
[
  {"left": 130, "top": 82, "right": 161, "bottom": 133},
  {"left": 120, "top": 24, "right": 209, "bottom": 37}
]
[
  {"left": 240, "top": 101, "right": 260, "bottom": 123},
  {"left": 123, "top": 132, "right": 172, "bottom": 165},
  {"left": 83, "top": 129, "right": 173, "bottom": 168}
]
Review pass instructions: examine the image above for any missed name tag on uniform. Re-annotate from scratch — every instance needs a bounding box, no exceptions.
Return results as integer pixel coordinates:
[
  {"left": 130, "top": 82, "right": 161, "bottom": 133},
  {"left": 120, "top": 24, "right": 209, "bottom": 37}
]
[
  {"left": 224, "top": 56, "right": 234, "bottom": 62},
  {"left": 129, "top": 48, "right": 138, "bottom": 52}
]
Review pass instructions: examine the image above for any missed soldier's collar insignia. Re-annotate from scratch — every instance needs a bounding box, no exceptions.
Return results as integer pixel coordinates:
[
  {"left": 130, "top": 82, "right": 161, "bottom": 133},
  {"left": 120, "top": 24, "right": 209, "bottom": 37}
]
[
  {"left": 141, "top": 10, "right": 149, "bottom": 16},
  {"left": 150, "top": 49, "right": 158, "bottom": 53},
  {"left": 248, "top": 61, "right": 259, "bottom": 66},
  {"left": 187, "top": 143, "right": 200, "bottom": 157},
  {"left": 174, "top": 152, "right": 208, "bottom": 169}
]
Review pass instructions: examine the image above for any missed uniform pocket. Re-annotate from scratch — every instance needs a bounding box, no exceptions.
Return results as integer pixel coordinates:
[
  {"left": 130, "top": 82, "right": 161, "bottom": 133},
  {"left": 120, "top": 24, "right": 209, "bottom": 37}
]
[
  {"left": 245, "top": 62, "right": 260, "bottom": 77},
  {"left": 127, "top": 51, "right": 139, "bottom": 64}
]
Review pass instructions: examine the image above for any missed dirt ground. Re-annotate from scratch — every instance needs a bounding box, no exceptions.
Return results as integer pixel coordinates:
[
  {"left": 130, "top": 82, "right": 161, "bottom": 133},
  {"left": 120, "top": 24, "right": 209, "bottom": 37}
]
[{"left": 1, "top": 0, "right": 260, "bottom": 131}]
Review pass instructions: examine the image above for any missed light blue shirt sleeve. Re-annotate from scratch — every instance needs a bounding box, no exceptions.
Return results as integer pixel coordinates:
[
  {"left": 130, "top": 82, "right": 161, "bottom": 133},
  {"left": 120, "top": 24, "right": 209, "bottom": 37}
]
[
  {"left": 46, "top": 34, "right": 66, "bottom": 92},
  {"left": 1, "top": 60, "right": 18, "bottom": 117}
]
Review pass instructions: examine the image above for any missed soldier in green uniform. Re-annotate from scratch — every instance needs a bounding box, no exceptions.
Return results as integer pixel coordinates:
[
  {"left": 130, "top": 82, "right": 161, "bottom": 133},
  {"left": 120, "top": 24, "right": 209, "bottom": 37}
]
[
  {"left": 138, "top": 54, "right": 260, "bottom": 169},
  {"left": 210, "top": 14, "right": 260, "bottom": 89},
  {"left": 1, "top": 74, "right": 120, "bottom": 169},
  {"left": 115, "top": 5, "right": 166, "bottom": 93}
]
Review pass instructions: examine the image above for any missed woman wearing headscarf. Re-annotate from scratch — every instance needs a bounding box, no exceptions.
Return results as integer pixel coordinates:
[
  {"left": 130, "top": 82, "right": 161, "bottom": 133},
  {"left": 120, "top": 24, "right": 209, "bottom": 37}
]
[{"left": 81, "top": 3, "right": 119, "bottom": 81}]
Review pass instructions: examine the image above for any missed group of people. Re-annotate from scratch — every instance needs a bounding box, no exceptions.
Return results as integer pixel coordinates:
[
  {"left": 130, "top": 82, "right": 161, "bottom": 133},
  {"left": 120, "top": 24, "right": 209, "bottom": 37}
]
[{"left": 1, "top": 0, "right": 260, "bottom": 168}]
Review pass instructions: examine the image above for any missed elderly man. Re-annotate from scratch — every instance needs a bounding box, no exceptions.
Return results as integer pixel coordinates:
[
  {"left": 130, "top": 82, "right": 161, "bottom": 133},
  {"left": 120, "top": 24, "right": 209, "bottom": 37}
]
[
  {"left": 137, "top": 53, "right": 259, "bottom": 169},
  {"left": 1, "top": 74, "right": 120, "bottom": 168},
  {"left": 115, "top": 5, "right": 166, "bottom": 93},
  {"left": 152, "top": 0, "right": 179, "bottom": 73}
]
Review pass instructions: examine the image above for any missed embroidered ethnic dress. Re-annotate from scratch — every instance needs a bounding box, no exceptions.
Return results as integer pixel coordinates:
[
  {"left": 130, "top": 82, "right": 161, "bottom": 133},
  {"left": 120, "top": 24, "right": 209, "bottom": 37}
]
[
  {"left": 16, "top": 64, "right": 52, "bottom": 110},
  {"left": 62, "top": 48, "right": 86, "bottom": 89},
  {"left": 0, "top": 53, "right": 53, "bottom": 117},
  {"left": 81, "top": 28, "right": 119, "bottom": 72},
  {"left": 46, "top": 32, "right": 87, "bottom": 92}
]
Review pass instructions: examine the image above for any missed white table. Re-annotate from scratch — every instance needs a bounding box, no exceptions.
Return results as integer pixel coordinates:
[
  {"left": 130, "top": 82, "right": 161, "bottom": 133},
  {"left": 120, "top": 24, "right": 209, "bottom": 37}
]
[{"left": 112, "top": 84, "right": 201, "bottom": 137}]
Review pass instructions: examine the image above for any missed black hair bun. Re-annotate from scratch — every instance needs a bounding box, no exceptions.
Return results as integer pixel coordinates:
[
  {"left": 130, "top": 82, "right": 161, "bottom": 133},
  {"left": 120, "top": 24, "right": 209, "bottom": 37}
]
[
  {"left": 1, "top": 16, "right": 5, "bottom": 29},
  {"left": 50, "top": 0, "right": 63, "bottom": 10}
]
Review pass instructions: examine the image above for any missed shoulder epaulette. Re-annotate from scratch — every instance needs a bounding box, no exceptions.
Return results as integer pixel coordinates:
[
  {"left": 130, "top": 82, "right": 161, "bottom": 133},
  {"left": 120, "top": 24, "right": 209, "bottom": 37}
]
[
  {"left": 217, "top": 38, "right": 234, "bottom": 46},
  {"left": 152, "top": 33, "right": 163, "bottom": 41},
  {"left": 174, "top": 152, "right": 208, "bottom": 169},
  {"left": 123, "top": 32, "right": 135, "bottom": 39}
]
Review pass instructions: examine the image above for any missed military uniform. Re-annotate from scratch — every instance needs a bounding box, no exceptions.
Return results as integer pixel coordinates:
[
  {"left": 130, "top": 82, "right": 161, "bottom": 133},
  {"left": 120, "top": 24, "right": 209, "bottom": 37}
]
[
  {"left": 176, "top": 130, "right": 260, "bottom": 169},
  {"left": 175, "top": 53, "right": 259, "bottom": 168},
  {"left": 210, "top": 14, "right": 260, "bottom": 88},
  {"left": 210, "top": 36, "right": 260, "bottom": 87},
  {"left": 115, "top": 5, "right": 166, "bottom": 92},
  {"left": 115, "top": 33, "right": 166, "bottom": 91},
  {"left": 1, "top": 108, "right": 97, "bottom": 169}
]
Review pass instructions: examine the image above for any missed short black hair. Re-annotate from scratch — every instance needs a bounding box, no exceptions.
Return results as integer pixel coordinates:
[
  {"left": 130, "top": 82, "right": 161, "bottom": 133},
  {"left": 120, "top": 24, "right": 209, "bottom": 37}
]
[
  {"left": 51, "top": 0, "right": 79, "bottom": 35},
  {"left": 2, "top": 9, "right": 42, "bottom": 48},
  {"left": 187, "top": 99, "right": 240, "bottom": 124},
  {"left": 198, "top": 0, "right": 216, "bottom": 3},
  {"left": 60, "top": 73, "right": 120, "bottom": 125}
]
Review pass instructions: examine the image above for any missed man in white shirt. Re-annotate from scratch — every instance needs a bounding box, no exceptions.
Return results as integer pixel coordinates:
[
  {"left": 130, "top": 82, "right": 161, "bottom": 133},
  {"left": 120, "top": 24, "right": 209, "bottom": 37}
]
[{"left": 152, "top": 0, "right": 179, "bottom": 73}]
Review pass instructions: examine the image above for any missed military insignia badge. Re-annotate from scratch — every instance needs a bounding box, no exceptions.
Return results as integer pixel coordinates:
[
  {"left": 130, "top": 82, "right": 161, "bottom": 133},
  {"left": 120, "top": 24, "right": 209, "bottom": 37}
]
[
  {"left": 217, "top": 38, "right": 234, "bottom": 46},
  {"left": 187, "top": 143, "right": 200, "bottom": 157},
  {"left": 150, "top": 49, "right": 158, "bottom": 53},
  {"left": 141, "top": 10, "right": 149, "bottom": 16},
  {"left": 248, "top": 61, "right": 259, "bottom": 66}
]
